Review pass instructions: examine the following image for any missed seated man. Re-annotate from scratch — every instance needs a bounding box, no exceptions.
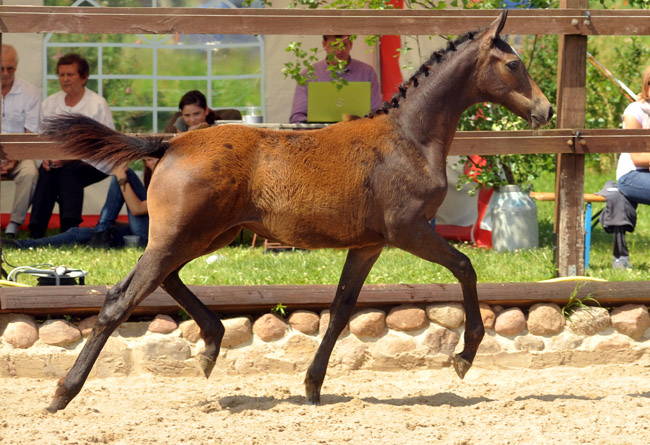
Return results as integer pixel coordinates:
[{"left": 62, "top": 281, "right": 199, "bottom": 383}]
[
  {"left": 289, "top": 35, "right": 382, "bottom": 123},
  {"left": 1, "top": 44, "right": 40, "bottom": 238}
]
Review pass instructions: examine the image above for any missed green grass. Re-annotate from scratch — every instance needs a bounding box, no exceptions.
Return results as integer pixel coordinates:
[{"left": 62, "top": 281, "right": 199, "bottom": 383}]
[{"left": 2, "top": 167, "right": 648, "bottom": 287}]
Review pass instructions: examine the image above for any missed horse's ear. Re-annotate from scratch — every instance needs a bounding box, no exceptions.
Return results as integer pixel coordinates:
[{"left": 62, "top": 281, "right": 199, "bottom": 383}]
[{"left": 487, "top": 10, "right": 508, "bottom": 40}]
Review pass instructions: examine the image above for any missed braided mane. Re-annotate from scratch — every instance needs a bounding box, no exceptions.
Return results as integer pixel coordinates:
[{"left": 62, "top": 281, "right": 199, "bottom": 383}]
[{"left": 366, "top": 29, "right": 481, "bottom": 118}]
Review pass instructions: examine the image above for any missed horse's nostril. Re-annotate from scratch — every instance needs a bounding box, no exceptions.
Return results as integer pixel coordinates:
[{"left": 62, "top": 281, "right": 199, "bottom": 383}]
[{"left": 547, "top": 107, "right": 554, "bottom": 121}]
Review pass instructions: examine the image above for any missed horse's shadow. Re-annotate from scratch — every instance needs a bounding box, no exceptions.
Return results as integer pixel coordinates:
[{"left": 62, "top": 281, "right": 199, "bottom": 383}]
[
  {"left": 208, "top": 392, "right": 491, "bottom": 413},
  {"left": 207, "top": 389, "right": 650, "bottom": 413},
  {"left": 514, "top": 394, "right": 596, "bottom": 403}
]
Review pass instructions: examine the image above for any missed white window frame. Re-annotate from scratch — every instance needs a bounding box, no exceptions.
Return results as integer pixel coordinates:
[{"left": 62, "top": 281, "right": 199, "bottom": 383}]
[{"left": 43, "top": 0, "right": 265, "bottom": 132}]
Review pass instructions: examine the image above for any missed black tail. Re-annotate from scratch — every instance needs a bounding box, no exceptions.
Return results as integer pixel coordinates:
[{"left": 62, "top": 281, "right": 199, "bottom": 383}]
[{"left": 41, "top": 114, "right": 168, "bottom": 170}]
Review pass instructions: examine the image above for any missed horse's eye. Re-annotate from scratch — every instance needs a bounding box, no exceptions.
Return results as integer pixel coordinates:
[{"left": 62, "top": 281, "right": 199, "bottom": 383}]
[{"left": 507, "top": 60, "right": 519, "bottom": 70}]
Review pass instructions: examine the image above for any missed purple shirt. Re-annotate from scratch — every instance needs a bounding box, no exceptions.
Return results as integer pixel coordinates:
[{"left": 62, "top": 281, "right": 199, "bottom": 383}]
[{"left": 289, "top": 58, "right": 383, "bottom": 123}]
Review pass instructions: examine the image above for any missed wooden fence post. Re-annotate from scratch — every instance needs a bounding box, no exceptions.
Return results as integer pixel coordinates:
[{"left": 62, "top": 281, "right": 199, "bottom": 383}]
[{"left": 555, "top": 0, "right": 588, "bottom": 276}]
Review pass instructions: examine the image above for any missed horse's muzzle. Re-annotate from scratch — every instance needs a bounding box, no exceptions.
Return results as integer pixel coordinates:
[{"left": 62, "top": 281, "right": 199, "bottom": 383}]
[{"left": 531, "top": 104, "right": 554, "bottom": 129}]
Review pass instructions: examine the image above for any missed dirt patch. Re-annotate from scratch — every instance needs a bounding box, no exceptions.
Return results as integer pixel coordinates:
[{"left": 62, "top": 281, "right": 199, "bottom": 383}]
[{"left": 3, "top": 363, "right": 650, "bottom": 444}]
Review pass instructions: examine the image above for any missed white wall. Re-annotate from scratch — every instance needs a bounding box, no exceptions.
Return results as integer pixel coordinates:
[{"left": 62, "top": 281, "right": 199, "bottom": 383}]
[{"left": 264, "top": 0, "right": 381, "bottom": 123}]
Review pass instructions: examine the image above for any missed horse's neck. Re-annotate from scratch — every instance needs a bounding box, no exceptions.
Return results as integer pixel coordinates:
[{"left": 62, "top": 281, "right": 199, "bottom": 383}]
[{"left": 392, "top": 43, "right": 479, "bottom": 154}]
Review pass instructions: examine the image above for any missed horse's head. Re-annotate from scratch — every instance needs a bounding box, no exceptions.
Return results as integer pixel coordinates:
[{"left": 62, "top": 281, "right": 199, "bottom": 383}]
[{"left": 475, "top": 11, "right": 553, "bottom": 129}]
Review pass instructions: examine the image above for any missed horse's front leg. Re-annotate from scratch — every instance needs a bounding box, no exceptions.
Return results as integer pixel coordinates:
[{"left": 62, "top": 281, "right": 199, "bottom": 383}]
[
  {"left": 305, "top": 244, "right": 384, "bottom": 405},
  {"left": 389, "top": 218, "right": 484, "bottom": 379}
]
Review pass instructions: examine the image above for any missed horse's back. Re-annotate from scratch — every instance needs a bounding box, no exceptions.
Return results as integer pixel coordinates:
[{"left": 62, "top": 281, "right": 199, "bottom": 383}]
[{"left": 157, "top": 120, "right": 397, "bottom": 248}]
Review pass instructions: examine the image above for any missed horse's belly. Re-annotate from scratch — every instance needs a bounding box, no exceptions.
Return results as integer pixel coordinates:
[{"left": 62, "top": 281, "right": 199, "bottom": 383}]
[{"left": 256, "top": 211, "right": 381, "bottom": 249}]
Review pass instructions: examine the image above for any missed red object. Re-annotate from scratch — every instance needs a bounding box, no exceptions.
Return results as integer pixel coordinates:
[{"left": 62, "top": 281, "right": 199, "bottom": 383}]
[
  {"left": 435, "top": 154, "right": 495, "bottom": 248},
  {"left": 435, "top": 186, "right": 494, "bottom": 248},
  {"left": 472, "top": 187, "right": 494, "bottom": 247},
  {"left": 1, "top": 213, "right": 129, "bottom": 231},
  {"left": 463, "top": 154, "right": 488, "bottom": 181},
  {"left": 379, "top": 0, "right": 404, "bottom": 102}
]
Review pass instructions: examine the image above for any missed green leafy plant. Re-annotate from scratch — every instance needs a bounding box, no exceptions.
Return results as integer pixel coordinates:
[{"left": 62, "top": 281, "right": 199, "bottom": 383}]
[
  {"left": 271, "top": 303, "right": 288, "bottom": 318},
  {"left": 178, "top": 309, "right": 191, "bottom": 321},
  {"left": 561, "top": 283, "right": 603, "bottom": 320}
]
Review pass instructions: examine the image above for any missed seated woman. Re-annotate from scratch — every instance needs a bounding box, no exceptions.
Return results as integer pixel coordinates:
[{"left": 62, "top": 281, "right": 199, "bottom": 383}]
[
  {"left": 4, "top": 157, "right": 158, "bottom": 249},
  {"left": 610, "top": 65, "right": 650, "bottom": 270},
  {"left": 163, "top": 90, "right": 242, "bottom": 133}
]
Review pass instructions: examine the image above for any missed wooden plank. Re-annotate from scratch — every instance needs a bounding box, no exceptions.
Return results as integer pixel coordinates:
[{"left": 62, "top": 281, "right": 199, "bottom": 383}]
[
  {"left": 569, "top": 128, "right": 650, "bottom": 153},
  {"left": 0, "top": 133, "right": 173, "bottom": 160},
  {"left": 0, "top": 7, "right": 624, "bottom": 36},
  {"left": 449, "top": 130, "right": 574, "bottom": 156},
  {"left": 555, "top": 0, "right": 588, "bottom": 277},
  {"left": 3, "top": 129, "right": 650, "bottom": 160},
  {"left": 3, "top": 129, "right": 650, "bottom": 161},
  {"left": 584, "top": 9, "right": 650, "bottom": 36},
  {"left": 1, "top": 282, "right": 649, "bottom": 317},
  {"left": 530, "top": 192, "right": 605, "bottom": 202},
  {"left": 0, "top": 129, "right": 620, "bottom": 161}
]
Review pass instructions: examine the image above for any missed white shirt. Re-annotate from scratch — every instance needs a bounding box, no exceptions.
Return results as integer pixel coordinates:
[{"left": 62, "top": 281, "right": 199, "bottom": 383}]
[
  {"left": 42, "top": 87, "right": 115, "bottom": 172},
  {"left": 1, "top": 76, "right": 41, "bottom": 134},
  {"left": 617, "top": 101, "right": 647, "bottom": 180},
  {"left": 41, "top": 87, "right": 114, "bottom": 130}
]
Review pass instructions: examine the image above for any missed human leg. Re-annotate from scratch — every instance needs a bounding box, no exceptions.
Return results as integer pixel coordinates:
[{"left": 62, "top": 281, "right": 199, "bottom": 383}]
[
  {"left": 58, "top": 162, "right": 108, "bottom": 232},
  {"left": 123, "top": 169, "right": 149, "bottom": 243},
  {"left": 612, "top": 227, "right": 632, "bottom": 270},
  {"left": 618, "top": 170, "right": 650, "bottom": 205},
  {"left": 94, "top": 176, "right": 125, "bottom": 233},
  {"left": 9, "top": 227, "right": 94, "bottom": 249},
  {"left": 6, "top": 160, "right": 39, "bottom": 235},
  {"left": 28, "top": 166, "right": 60, "bottom": 238},
  {"left": 94, "top": 169, "right": 148, "bottom": 246},
  {"left": 612, "top": 171, "right": 647, "bottom": 269},
  {"left": 95, "top": 169, "right": 146, "bottom": 230}
]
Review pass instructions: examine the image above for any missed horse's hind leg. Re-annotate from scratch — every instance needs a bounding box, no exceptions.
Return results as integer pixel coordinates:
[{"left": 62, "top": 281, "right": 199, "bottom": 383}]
[
  {"left": 160, "top": 226, "right": 242, "bottom": 378},
  {"left": 162, "top": 270, "right": 223, "bottom": 378},
  {"left": 304, "top": 244, "right": 383, "bottom": 405},
  {"left": 389, "top": 219, "right": 484, "bottom": 379},
  {"left": 48, "top": 253, "right": 166, "bottom": 413}
]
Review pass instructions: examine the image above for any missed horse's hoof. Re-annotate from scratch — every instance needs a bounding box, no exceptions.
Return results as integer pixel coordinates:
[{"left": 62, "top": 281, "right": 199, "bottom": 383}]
[
  {"left": 47, "top": 380, "right": 70, "bottom": 413},
  {"left": 304, "top": 378, "right": 321, "bottom": 406},
  {"left": 452, "top": 354, "right": 472, "bottom": 379},
  {"left": 46, "top": 396, "right": 67, "bottom": 413},
  {"left": 305, "top": 392, "right": 321, "bottom": 406},
  {"left": 199, "top": 354, "right": 216, "bottom": 379}
]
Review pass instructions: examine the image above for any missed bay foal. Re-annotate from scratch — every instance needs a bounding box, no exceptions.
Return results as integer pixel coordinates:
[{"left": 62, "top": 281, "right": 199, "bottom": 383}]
[{"left": 43, "top": 10, "right": 552, "bottom": 412}]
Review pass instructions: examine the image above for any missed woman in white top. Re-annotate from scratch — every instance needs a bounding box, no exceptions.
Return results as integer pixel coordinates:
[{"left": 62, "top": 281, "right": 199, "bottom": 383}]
[
  {"left": 611, "top": 65, "right": 650, "bottom": 269},
  {"left": 618, "top": 66, "right": 650, "bottom": 200},
  {"left": 29, "top": 53, "right": 114, "bottom": 239}
]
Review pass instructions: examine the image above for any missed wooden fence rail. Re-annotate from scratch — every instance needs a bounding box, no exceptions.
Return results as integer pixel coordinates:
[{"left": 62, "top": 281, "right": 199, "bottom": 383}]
[
  {"left": 2, "top": 128, "right": 650, "bottom": 160},
  {"left": 2, "top": 7, "right": 650, "bottom": 36},
  {"left": 2, "top": 281, "right": 649, "bottom": 317}
]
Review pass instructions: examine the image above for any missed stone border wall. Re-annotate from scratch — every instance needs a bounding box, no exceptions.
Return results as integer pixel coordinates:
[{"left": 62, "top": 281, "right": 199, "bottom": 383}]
[{"left": 2, "top": 302, "right": 650, "bottom": 379}]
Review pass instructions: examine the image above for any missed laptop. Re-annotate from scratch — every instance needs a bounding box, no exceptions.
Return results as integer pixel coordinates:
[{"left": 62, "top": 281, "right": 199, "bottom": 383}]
[{"left": 307, "top": 81, "right": 371, "bottom": 123}]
